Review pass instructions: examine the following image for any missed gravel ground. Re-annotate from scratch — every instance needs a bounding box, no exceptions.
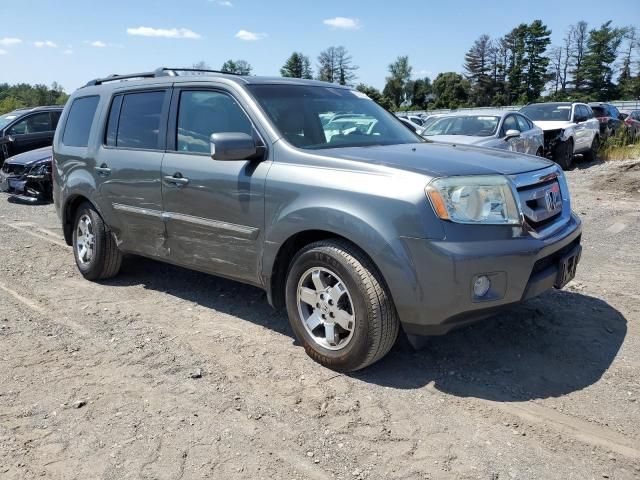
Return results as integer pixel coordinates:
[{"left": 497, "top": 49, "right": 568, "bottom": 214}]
[{"left": 0, "top": 158, "right": 639, "bottom": 480}]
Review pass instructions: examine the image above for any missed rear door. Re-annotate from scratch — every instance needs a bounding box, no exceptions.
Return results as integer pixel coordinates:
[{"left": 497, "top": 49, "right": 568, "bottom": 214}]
[
  {"left": 161, "top": 86, "right": 270, "bottom": 284},
  {"left": 6, "top": 112, "right": 54, "bottom": 155},
  {"left": 94, "top": 88, "right": 171, "bottom": 257}
]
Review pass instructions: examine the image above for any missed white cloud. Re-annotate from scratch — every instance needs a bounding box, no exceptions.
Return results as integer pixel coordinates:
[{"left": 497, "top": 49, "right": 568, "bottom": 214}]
[
  {"left": 218, "top": 1, "right": 233, "bottom": 5},
  {"left": 89, "top": 40, "right": 107, "bottom": 48},
  {"left": 0, "top": 37, "right": 22, "bottom": 47},
  {"left": 323, "top": 17, "right": 361, "bottom": 30},
  {"left": 126, "top": 26, "right": 201, "bottom": 39},
  {"left": 0, "top": 49, "right": 7, "bottom": 55},
  {"left": 34, "top": 40, "right": 58, "bottom": 48},
  {"left": 235, "top": 29, "right": 267, "bottom": 41}
]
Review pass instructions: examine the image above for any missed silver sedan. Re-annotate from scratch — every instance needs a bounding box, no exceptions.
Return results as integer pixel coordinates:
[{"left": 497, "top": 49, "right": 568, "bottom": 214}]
[{"left": 420, "top": 110, "right": 544, "bottom": 156}]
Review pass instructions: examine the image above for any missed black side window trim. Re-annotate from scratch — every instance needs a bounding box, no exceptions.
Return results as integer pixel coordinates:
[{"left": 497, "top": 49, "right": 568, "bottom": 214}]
[
  {"left": 102, "top": 88, "right": 171, "bottom": 151},
  {"left": 165, "top": 86, "right": 266, "bottom": 156}
]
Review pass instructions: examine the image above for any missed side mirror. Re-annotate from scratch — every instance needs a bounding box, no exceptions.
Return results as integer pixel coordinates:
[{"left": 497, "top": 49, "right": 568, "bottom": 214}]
[
  {"left": 210, "top": 132, "right": 261, "bottom": 161},
  {"left": 504, "top": 129, "right": 520, "bottom": 140},
  {"left": 5, "top": 135, "right": 15, "bottom": 143}
]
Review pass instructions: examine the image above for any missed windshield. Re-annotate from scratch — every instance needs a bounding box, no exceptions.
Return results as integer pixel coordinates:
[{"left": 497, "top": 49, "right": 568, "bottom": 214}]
[
  {"left": 0, "top": 112, "right": 20, "bottom": 130},
  {"left": 520, "top": 104, "right": 572, "bottom": 122},
  {"left": 422, "top": 115, "right": 500, "bottom": 137},
  {"left": 247, "top": 85, "right": 422, "bottom": 149}
]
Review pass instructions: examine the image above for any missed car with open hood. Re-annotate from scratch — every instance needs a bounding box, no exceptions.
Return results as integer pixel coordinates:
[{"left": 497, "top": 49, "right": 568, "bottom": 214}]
[{"left": 520, "top": 102, "right": 600, "bottom": 169}]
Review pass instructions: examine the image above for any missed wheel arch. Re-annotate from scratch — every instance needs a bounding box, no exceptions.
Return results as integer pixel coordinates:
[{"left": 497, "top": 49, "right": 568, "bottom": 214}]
[{"left": 62, "top": 194, "right": 102, "bottom": 246}]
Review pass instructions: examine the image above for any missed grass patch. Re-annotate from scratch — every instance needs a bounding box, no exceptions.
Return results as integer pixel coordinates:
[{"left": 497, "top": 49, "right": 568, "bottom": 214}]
[{"left": 599, "top": 128, "right": 640, "bottom": 161}]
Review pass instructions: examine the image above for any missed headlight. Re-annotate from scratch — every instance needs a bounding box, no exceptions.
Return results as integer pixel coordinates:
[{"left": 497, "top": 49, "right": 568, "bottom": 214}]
[{"left": 426, "top": 175, "right": 520, "bottom": 225}]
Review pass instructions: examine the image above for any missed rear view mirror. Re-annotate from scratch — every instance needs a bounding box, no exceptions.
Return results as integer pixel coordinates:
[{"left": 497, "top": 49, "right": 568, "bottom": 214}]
[
  {"left": 504, "top": 129, "right": 520, "bottom": 140},
  {"left": 211, "top": 132, "right": 260, "bottom": 161}
]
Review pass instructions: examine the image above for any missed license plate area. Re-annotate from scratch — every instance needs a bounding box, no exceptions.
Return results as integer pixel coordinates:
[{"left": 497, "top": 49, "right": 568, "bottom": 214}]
[{"left": 555, "top": 245, "right": 582, "bottom": 289}]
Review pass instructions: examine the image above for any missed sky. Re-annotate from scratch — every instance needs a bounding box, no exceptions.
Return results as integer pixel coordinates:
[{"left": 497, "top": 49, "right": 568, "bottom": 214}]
[{"left": 1, "top": 0, "right": 639, "bottom": 93}]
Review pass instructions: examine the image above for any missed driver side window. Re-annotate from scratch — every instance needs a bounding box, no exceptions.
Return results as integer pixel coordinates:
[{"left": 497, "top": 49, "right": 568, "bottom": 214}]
[
  {"left": 176, "top": 90, "right": 253, "bottom": 154},
  {"left": 501, "top": 115, "right": 519, "bottom": 136},
  {"left": 8, "top": 112, "right": 52, "bottom": 135}
]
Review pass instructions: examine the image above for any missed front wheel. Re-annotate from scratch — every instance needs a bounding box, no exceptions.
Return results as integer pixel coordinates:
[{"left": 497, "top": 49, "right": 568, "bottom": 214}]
[
  {"left": 553, "top": 139, "right": 573, "bottom": 170},
  {"left": 72, "top": 202, "right": 122, "bottom": 280},
  {"left": 285, "top": 240, "right": 399, "bottom": 372}
]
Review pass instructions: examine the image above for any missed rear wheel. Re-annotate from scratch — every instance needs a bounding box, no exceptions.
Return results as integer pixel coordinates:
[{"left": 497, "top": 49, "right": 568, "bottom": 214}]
[
  {"left": 285, "top": 240, "right": 399, "bottom": 372},
  {"left": 554, "top": 139, "right": 573, "bottom": 170},
  {"left": 72, "top": 202, "right": 122, "bottom": 280},
  {"left": 583, "top": 136, "right": 600, "bottom": 162}
]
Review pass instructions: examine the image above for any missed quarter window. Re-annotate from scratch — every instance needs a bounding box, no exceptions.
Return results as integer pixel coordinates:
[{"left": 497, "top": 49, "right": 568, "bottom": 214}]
[
  {"left": 176, "top": 90, "right": 253, "bottom": 154},
  {"left": 114, "top": 91, "right": 166, "bottom": 149},
  {"left": 62, "top": 96, "right": 100, "bottom": 147}
]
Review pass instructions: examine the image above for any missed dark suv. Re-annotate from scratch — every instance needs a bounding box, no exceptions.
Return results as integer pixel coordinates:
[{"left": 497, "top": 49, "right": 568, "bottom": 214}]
[
  {"left": 53, "top": 68, "right": 582, "bottom": 371},
  {"left": 0, "top": 106, "right": 63, "bottom": 166},
  {"left": 588, "top": 102, "right": 624, "bottom": 140}
]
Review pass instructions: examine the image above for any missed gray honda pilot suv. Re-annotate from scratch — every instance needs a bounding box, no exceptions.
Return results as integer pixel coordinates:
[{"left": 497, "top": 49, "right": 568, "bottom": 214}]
[{"left": 53, "top": 68, "right": 582, "bottom": 371}]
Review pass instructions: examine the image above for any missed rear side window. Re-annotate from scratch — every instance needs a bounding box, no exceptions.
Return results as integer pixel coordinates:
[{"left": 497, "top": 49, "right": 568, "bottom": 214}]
[
  {"left": 112, "top": 91, "right": 165, "bottom": 149},
  {"left": 62, "top": 96, "right": 100, "bottom": 147}
]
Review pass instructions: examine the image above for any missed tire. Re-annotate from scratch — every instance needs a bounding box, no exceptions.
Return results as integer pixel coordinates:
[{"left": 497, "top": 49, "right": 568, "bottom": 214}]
[
  {"left": 285, "top": 239, "right": 399, "bottom": 372},
  {"left": 72, "top": 202, "right": 122, "bottom": 280},
  {"left": 582, "top": 136, "right": 599, "bottom": 162},
  {"left": 553, "top": 139, "right": 573, "bottom": 170}
]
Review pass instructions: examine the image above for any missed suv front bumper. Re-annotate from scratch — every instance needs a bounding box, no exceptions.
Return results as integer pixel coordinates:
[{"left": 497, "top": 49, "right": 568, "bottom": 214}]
[{"left": 393, "top": 212, "right": 582, "bottom": 336}]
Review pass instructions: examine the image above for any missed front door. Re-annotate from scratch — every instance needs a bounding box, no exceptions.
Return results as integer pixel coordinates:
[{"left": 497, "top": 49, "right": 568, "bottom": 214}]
[
  {"left": 94, "top": 89, "right": 170, "bottom": 257},
  {"left": 6, "top": 112, "right": 54, "bottom": 156},
  {"left": 161, "top": 87, "right": 270, "bottom": 284}
]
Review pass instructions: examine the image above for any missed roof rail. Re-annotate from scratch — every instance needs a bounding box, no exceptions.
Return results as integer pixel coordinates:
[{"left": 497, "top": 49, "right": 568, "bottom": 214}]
[{"left": 84, "top": 67, "right": 240, "bottom": 87}]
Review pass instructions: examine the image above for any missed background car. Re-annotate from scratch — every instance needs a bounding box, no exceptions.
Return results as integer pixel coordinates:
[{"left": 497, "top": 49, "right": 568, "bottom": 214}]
[
  {"left": 0, "top": 106, "right": 63, "bottom": 166},
  {"left": 420, "top": 110, "right": 544, "bottom": 156},
  {"left": 620, "top": 110, "right": 640, "bottom": 143},
  {"left": 0, "top": 146, "right": 53, "bottom": 203},
  {"left": 398, "top": 116, "right": 422, "bottom": 133},
  {"left": 520, "top": 102, "right": 600, "bottom": 169},
  {"left": 588, "top": 102, "right": 625, "bottom": 140}
]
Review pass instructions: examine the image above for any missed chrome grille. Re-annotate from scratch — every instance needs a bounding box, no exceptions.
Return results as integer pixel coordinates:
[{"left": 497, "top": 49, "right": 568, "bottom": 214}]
[{"left": 511, "top": 166, "right": 570, "bottom": 238}]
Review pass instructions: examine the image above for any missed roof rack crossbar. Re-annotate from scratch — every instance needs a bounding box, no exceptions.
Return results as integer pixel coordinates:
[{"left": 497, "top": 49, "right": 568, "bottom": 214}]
[{"left": 84, "top": 67, "right": 241, "bottom": 87}]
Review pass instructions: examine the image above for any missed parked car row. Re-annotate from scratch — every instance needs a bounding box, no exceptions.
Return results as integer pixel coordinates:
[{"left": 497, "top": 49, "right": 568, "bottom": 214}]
[{"left": 398, "top": 102, "right": 640, "bottom": 170}]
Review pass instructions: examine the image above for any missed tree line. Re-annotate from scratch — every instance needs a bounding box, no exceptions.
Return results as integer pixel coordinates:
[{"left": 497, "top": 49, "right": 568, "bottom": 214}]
[
  {"left": 0, "top": 83, "right": 68, "bottom": 115},
  {"left": 2, "top": 18, "right": 638, "bottom": 116}
]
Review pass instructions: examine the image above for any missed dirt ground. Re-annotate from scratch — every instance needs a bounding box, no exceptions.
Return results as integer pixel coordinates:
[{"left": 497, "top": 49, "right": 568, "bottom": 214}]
[{"left": 1, "top": 158, "right": 639, "bottom": 480}]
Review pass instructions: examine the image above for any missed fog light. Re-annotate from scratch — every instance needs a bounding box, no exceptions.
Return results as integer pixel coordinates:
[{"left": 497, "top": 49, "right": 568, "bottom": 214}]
[{"left": 473, "top": 275, "right": 491, "bottom": 297}]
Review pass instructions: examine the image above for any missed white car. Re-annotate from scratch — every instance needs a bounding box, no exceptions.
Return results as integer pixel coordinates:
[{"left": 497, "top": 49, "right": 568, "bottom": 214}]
[{"left": 520, "top": 102, "right": 600, "bottom": 169}]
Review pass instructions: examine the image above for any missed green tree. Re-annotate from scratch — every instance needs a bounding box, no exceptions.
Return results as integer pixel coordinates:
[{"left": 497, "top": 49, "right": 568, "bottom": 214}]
[
  {"left": 464, "top": 34, "right": 494, "bottom": 106},
  {"left": 317, "top": 46, "right": 358, "bottom": 85},
  {"left": 410, "top": 77, "right": 432, "bottom": 108},
  {"left": 503, "top": 24, "right": 528, "bottom": 103},
  {"left": 432, "top": 72, "right": 470, "bottom": 109},
  {"left": 570, "top": 21, "right": 589, "bottom": 92},
  {"left": 355, "top": 84, "right": 394, "bottom": 110},
  {"left": 383, "top": 56, "right": 413, "bottom": 108},
  {"left": 618, "top": 27, "right": 637, "bottom": 99},
  {"left": 280, "top": 52, "right": 313, "bottom": 79},
  {"left": 523, "top": 20, "right": 551, "bottom": 101},
  {"left": 221, "top": 59, "right": 252, "bottom": 75},
  {"left": 582, "top": 21, "right": 626, "bottom": 100}
]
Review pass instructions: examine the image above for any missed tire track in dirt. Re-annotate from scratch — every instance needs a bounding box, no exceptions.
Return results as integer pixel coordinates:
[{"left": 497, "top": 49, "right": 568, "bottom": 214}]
[{"left": 2, "top": 216, "right": 639, "bottom": 468}]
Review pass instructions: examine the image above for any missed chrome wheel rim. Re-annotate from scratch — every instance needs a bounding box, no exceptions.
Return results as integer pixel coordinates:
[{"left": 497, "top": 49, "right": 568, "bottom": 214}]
[
  {"left": 75, "top": 214, "right": 95, "bottom": 265},
  {"left": 296, "top": 267, "right": 355, "bottom": 351}
]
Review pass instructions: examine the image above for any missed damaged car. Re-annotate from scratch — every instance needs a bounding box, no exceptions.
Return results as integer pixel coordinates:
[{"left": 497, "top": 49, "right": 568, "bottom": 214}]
[
  {"left": 520, "top": 102, "right": 600, "bottom": 169},
  {"left": 0, "top": 146, "right": 53, "bottom": 203}
]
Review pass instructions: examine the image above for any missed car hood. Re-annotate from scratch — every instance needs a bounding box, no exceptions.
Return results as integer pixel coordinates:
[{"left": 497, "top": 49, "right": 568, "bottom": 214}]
[
  {"left": 424, "top": 135, "right": 489, "bottom": 146},
  {"left": 4, "top": 146, "right": 52, "bottom": 166},
  {"left": 532, "top": 121, "right": 572, "bottom": 131},
  {"left": 314, "top": 142, "right": 553, "bottom": 177}
]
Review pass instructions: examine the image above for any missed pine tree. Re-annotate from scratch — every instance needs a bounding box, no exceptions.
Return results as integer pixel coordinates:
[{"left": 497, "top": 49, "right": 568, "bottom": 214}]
[
  {"left": 280, "top": 52, "right": 313, "bottom": 79},
  {"left": 524, "top": 20, "right": 551, "bottom": 101},
  {"left": 582, "top": 21, "right": 626, "bottom": 100},
  {"left": 464, "top": 34, "right": 494, "bottom": 106},
  {"left": 618, "top": 27, "right": 637, "bottom": 99}
]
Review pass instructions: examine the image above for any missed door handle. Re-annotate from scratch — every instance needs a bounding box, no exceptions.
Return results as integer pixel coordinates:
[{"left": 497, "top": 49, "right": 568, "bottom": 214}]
[
  {"left": 95, "top": 164, "right": 111, "bottom": 176},
  {"left": 164, "top": 173, "right": 189, "bottom": 187}
]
